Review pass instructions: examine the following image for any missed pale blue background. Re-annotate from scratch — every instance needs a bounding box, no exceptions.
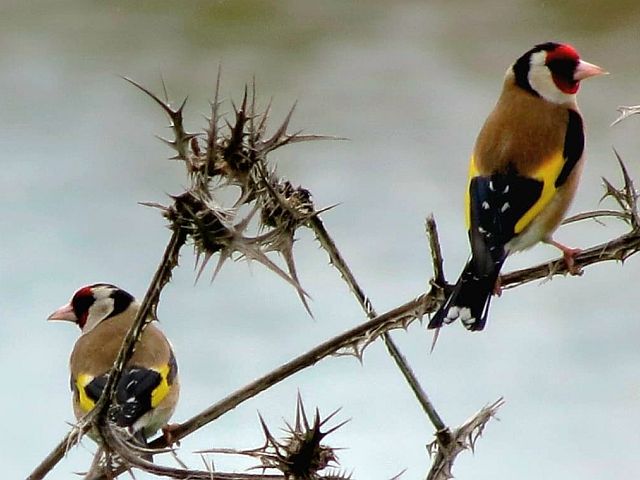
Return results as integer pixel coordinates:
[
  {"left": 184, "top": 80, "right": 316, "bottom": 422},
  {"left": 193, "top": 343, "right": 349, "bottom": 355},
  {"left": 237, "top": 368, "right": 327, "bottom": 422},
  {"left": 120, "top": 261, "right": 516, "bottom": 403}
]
[{"left": 3, "top": 1, "right": 640, "bottom": 478}]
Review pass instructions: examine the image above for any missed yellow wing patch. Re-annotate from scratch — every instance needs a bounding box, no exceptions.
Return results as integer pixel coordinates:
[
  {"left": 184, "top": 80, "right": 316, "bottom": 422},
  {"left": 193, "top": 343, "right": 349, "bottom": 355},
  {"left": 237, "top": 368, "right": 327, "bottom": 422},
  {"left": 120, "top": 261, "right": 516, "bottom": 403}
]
[
  {"left": 464, "top": 155, "right": 481, "bottom": 230},
  {"left": 76, "top": 373, "right": 97, "bottom": 414},
  {"left": 465, "top": 151, "right": 565, "bottom": 234},
  {"left": 75, "top": 364, "right": 173, "bottom": 415},
  {"left": 513, "top": 151, "right": 564, "bottom": 233},
  {"left": 150, "top": 363, "right": 172, "bottom": 408}
]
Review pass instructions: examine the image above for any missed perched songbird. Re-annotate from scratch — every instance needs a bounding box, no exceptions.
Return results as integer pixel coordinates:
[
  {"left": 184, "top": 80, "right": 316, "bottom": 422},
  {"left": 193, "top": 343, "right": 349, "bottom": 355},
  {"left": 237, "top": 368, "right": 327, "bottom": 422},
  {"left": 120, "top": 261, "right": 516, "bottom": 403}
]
[
  {"left": 429, "top": 42, "right": 606, "bottom": 332},
  {"left": 48, "top": 283, "right": 179, "bottom": 444}
]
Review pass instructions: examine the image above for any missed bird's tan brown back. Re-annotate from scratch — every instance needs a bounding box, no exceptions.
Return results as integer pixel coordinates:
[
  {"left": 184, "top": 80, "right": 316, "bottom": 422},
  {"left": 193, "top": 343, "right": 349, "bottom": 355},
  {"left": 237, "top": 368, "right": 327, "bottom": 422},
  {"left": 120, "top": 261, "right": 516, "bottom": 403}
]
[
  {"left": 70, "top": 310, "right": 172, "bottom": 378},
  {"left": 474, "top": 78, "right": 570, "bottom": 177}
]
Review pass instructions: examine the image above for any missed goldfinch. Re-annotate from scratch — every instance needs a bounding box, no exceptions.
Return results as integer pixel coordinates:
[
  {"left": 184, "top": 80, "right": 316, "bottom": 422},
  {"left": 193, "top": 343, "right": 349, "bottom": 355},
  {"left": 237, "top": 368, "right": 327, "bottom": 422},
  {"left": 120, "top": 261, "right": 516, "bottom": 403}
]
[
  {"left": 429, "top": 42, "right": 605, "bottom": 332},
  {"left": 48, "top": 283, "right": 179, "bottom": 443}
]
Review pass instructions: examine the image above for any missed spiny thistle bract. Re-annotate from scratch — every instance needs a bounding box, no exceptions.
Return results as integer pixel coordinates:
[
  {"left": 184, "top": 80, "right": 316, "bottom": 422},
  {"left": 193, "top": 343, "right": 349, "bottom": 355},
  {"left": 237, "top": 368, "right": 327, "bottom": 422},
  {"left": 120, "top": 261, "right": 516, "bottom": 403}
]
[
  {"left": 127, "top": 75, "right": 334, "bottom": 313},
  {"left": 200, "top": 395, "right": 351, "bottom": 480},
  {"left": 260, "top": 179, "right": 314, "bottom": 231},
  {"left": 256, "top": 397, "right": 348, "bottom": 479}
]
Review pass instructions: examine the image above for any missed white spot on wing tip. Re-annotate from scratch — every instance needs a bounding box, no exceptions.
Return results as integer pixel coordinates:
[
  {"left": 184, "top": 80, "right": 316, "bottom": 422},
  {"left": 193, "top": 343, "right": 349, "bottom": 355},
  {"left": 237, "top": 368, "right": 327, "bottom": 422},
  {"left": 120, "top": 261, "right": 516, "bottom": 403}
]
[
  {"left": 459, "top": 307, "right": 476, "bottom": 326},
  {"left": 444, "top": 306, "right": 459, "bottom": 324},
  {"left": 444, "top": 306, "right": 477, "bottom": 326}
]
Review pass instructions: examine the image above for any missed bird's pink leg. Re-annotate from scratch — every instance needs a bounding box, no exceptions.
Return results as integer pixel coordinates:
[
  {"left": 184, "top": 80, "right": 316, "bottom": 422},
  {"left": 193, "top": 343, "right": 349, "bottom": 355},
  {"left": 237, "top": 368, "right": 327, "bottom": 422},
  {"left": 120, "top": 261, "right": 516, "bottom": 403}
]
[
  {"left": 161, "top": 423, "right": 181, "bottom": 446},
  {"left": 548, "top": 239, "right": 582, "bottom": 275}
]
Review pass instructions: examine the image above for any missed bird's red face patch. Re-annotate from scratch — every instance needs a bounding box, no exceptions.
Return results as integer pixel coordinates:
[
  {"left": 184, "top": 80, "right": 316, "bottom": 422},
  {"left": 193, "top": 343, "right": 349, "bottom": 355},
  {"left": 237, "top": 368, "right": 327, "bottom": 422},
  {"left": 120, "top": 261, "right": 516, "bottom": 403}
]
[
  {"left": 546, "top": 43, "right": 581, "bottom": 94},
  {"left": 71, "top": 286, "right": 96, "bottom": 329},
  {"left": 546, "top": 44, "right": 580, "bottom": 64},
  {"left": 74, "top": 286, "right": 93, "bottom": 298}
]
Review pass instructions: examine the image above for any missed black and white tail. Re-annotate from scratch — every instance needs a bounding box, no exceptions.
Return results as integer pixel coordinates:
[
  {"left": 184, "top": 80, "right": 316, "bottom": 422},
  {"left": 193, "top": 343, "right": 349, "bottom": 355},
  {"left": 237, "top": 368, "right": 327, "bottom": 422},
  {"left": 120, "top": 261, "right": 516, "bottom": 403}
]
[{"left": 429, "top": 255, "right": 506, "bottom": 331}]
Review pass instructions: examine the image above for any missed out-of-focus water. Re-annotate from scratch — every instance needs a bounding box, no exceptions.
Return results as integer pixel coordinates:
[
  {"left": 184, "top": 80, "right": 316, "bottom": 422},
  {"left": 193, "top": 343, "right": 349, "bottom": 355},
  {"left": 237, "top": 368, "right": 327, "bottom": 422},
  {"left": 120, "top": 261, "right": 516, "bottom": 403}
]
[{"left": 3, "top": 1, "right": 640, "bottom": 478}]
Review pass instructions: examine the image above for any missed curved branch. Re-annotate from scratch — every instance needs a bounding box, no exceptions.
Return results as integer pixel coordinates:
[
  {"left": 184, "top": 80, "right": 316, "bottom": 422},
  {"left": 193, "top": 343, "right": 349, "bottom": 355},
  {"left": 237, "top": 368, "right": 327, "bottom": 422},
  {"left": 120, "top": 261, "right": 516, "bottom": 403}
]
[
  {"left": 33, "top": 221, "right": 640, "bottom": 480},
  {"left": 31, "top": 79, "right": 640, "bottom": 480},
  {"left": 145, "top": 224, "right": 640, "bottom": 452},
  {"left": 99, "top": 422, "right": 284, "bottom": 480}
]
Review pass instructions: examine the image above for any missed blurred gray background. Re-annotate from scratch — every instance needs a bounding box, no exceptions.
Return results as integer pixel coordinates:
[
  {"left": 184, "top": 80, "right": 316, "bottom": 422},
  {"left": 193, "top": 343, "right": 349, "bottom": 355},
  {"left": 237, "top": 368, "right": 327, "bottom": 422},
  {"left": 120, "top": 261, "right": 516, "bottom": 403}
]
[{"left": 4, "top": 1, "right": 640, "bottom": 478}]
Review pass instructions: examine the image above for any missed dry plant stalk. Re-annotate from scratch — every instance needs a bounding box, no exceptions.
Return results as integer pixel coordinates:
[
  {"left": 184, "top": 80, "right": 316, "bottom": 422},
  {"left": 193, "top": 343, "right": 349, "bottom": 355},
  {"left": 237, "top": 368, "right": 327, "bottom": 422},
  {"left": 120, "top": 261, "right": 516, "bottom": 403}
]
[
  {"left": 426, "top": 399, "right": 505, "bottom": 480},
  {"left": 29, "top": 75, "right": 640, "bottom": 480},
  {"left": 611, "top": 104, "right": 640, "bottom": 126}
]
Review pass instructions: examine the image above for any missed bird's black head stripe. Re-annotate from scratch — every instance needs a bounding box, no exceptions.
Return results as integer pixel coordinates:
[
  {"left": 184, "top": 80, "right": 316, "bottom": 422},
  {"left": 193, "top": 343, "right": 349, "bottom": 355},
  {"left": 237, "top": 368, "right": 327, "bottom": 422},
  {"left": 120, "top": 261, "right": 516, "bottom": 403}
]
[
  {"left": 107, "top": 288, "right": 135, "bottom": 320},
  {"left": 512, "top": 42, "right": 561, "bottom": 97}
]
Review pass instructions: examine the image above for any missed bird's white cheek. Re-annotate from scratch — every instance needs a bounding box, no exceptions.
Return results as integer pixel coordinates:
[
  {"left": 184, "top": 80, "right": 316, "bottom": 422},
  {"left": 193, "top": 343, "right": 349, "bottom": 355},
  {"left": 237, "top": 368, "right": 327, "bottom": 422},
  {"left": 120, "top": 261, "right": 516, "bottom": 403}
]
[
  {"left": 83, "top": 299, "right": 115, "bottom": 333},
  {"left": 528, "top": 67, "right": 576, "bottom": 105}
]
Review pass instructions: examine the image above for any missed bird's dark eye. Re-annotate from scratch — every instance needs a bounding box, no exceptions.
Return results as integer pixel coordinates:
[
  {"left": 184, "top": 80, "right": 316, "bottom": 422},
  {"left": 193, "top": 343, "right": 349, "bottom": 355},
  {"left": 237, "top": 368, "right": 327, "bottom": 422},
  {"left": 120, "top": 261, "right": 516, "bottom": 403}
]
[
  {"left": 546, "top": 58, "right": 578, "bottom": 81},
  {"left": 546, "top": 57, "right": 579, "bottom": 94}
]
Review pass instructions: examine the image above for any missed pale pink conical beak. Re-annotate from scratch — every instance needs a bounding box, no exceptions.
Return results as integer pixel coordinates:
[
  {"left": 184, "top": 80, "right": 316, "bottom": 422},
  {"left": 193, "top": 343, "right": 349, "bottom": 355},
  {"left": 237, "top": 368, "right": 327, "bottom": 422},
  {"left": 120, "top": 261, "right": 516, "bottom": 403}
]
[
  {"left": 47, "top": 303, "right": 77, "bottom": 322},
  {"left": 574, "top": 60, "right": 608, "bottom": 81}
]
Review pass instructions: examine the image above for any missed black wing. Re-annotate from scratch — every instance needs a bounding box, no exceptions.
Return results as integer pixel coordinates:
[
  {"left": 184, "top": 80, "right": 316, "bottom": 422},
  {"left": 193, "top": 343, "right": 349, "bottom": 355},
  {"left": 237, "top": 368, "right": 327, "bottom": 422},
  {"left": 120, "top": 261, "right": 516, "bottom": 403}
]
[
  {"left": 73, "top": 368, "right": 162, "bottom": 428},
  {"left": 556, "top": 109, "right": 584, "bottom": 187},
  {"left": 113, "top": 368, "right": 163, "bottom": 428},
  {"left": 468, "top": 171, "right": 543, "bottom": 271}
]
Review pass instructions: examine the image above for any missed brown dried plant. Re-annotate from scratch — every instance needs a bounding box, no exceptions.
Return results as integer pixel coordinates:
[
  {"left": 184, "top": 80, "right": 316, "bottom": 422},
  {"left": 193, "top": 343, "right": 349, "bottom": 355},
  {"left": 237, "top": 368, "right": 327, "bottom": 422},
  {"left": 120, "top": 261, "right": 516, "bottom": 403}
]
[
  {"left": 200, "top": 395, "right": 350, "bottom": 480},
  {"left": 29, "top": 76, "right": 640, "bottom": 480}
]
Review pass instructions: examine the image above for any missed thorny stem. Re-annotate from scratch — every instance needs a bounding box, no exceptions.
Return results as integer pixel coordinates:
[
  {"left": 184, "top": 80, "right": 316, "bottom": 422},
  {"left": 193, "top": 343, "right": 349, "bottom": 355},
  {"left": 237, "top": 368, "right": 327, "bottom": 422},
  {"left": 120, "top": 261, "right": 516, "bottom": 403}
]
[
  {"left": 29, "top": 227, "right": 187, "bottom": 480},
  {"left": 98, "top": 422, "right": 284, "bottom": 480},
  {"left": 425, "top": 216, "right": 445, "bottom": 289},
  {"left": 99, "top": 226, "right": 187, "bottom": 416},
  {"left": 32, "top": 81, "right": 640, "bottom": 479},
  {"left": 155, "top": 301, "right": 426, "bottom": 442},
  {"left": 425, "top": 398, "right": 505, "bottom": 480},
  {"left": 305, "top": 217, "right": 375, "bottom": 317},
  {"left": 141, "top": 225, "right": 640, "bottom": 452},
  {"left": 66, "top": 223, "right": 640, "bottom": 480},
  {"left": 500, "top": 229, "right": 640, "bottom": 287},
  {"left": 93, "top": 291, "right": 440, "bottom": 480},
  {"left": 383, "top": 335, "right": 449, "bottom": 434},
  {"left": 307, "top": 215, "right": 449, "bottom": 433}
]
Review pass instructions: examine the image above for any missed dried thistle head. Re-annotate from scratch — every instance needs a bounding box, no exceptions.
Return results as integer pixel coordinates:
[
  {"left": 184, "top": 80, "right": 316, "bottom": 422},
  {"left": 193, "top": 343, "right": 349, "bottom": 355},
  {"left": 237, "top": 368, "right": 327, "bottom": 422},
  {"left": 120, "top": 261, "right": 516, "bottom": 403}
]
[
  {"left": 150, "top": 191, "right": 302, "bottom": 293},
  {"left": 130, "top": 74, "right": 335, "bottom": 310},
  {"left": 166, "top": 191, "right": 233, "bottom": 256},
  {"left": 201, "top": 87, "right": 261, "bottom": 201},
  {"left": 261, "top": 179, "right": 314, "bottom": 231},
  {"left": 277, "top": 417, "right": 336, "bottom": 476},
  {"left": 256, "top": 396, "right": 349, "bottom": 480},
  {"left": 197, "top": 396, "right": 350, "bottom": 479},
  {"left": 223, "top": 93, "right": 255, "bottom": 176}
]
